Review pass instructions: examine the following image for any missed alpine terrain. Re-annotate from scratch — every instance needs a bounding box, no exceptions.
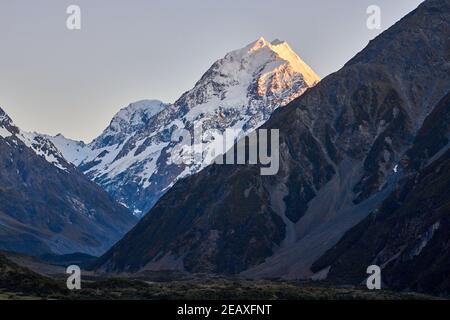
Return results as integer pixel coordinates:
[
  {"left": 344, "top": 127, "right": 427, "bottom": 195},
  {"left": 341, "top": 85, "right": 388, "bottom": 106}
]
[
  {"left": 0, "top": 107, "right": 137, "bottom": 256},
  {"left": 49, "top": 38, "right": 320, "bottom": 216},
  {"left": 94, "top": 0, "right": 450, "bottom": 297}
]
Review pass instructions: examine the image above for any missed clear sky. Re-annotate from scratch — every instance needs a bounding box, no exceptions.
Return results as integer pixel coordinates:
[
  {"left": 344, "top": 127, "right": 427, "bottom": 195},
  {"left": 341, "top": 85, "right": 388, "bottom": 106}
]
[{"left": 0, "top": 0, "right": 424, "bottom": 142}]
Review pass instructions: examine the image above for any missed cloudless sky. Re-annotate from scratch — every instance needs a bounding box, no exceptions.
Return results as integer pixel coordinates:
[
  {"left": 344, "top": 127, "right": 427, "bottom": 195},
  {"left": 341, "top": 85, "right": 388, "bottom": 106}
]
[{"left": 0, "top": 0, "right": 424, "bottom": 142}]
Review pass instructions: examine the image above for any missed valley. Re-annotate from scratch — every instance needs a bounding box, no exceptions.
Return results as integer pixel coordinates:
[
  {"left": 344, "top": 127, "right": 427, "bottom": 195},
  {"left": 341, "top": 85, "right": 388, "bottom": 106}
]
[
  {"left": 0, "top": 0, "right": 448, "bottom": 301},
  {"left": 0, "top": 252, "right": 438, "bottom": 300}
]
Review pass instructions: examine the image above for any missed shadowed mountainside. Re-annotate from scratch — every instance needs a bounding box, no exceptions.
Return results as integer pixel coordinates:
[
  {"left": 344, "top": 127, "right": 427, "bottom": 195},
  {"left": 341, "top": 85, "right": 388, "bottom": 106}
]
[
  {"left": 0, "top": 108, "right": 137, "bottom": 256},
  {"left": 94, "top": 0, "right": 449, "bottom": 283}
]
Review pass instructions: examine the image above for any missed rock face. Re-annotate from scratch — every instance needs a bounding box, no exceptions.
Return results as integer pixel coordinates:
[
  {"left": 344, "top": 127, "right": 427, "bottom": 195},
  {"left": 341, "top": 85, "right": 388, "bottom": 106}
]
[
  {"left": 311, "top": 92, "right": 450, "bottom": 296},
  {"left": 50, "top": 38, "right": 319, "bottom": 217},
  {"left": 94, "top": 0, "right": 450, "bottom": 282},
  {"left": 0, "top": 107, "right": 136, "bottom": 256}
]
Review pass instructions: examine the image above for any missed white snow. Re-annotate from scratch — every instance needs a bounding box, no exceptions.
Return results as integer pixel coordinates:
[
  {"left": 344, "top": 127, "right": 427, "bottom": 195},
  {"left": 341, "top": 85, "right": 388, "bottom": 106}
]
[
  {"left": 183, "top": 37, "right": 319, "bottom": 122},
  {"left": 114, "top": 100, "right": 165, "bottom": 126},
  {"left": 43, "top": 38, "right": 320, "bottom": 215},
  {"left": 0, "top": 126, "right": 12, "bottom": 138},
  {"left": 45, "top": 134, "right": 92, "bottom": 166},
  {"left": 1, "top": 109, "right": 70, "bottom": 171},
  {"left": 18, "top": 131, "right": 70, "bottom": 172}
]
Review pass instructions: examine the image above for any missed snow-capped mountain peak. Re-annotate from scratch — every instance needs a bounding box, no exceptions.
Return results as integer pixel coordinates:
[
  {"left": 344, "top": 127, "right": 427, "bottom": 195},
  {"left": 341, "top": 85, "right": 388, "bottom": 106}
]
[
  {"left": 179, "top": 37, "right": 320, "bottom": 122},
  {"left": 245, "top": 36, "right": 272, "bottom": 52},
  {"left": 109, "top": 99, "right": 167, "bottom": 132},
  {"left": 90, "top": 99, "right": 168, "bottom": 150},
  {"left": 43, "top": 133, "right": 88, "bottom": 166},
  {"left": 0, "top": 107, "right": 70, "bottom": 171},
  {"left": 51, "top": 38, "right": 320, "bottom": 217},
  {"left": 239, "top": 37, "right": 319, "bottom": 85}
]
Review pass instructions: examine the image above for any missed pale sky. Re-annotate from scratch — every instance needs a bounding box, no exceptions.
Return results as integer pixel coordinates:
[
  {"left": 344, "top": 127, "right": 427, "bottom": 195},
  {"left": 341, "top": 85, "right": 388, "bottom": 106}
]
[{"left": 0, "top": 0, "right": 424, "bottom": 142}]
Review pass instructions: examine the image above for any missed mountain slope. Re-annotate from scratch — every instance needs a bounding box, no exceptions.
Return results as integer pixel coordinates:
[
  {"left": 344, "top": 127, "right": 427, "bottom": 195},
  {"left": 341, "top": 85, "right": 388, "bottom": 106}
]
[
  {"left": 94, "top": 0, "right": 450, "bottom": 277},
  {"left": 0, "top": 107, "right": 137, "bottom": 256},
  {"left": 311, "top": 92, "right": 450, "bottom": 296},
  {"left": 51, "top": 39, "right": 319, "bottom": 216}
]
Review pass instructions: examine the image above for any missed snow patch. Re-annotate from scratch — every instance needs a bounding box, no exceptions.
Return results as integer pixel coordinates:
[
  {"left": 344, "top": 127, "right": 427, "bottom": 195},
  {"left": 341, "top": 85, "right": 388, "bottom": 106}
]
[
  {"left": 410, "top": 221, "right": 440, "bottom": 258},
  {"left": 0, "top": 126, "right": 12, "bottom": 138}
]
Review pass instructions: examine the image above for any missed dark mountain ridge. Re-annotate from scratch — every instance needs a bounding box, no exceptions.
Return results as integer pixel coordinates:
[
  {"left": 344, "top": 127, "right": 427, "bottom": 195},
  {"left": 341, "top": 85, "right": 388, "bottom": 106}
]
[{"left": 311, "top": 91, "right": 450, "bottom": 296}]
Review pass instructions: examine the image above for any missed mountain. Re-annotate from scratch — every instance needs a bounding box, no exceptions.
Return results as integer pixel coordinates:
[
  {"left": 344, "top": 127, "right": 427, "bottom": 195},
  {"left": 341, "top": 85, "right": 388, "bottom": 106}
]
[
  {"left": 94, "top": 0, "right": 450, "bottom": 286},
  {"left": 0, "top": 107, "right": 137, "bottom": 256},
  {"left": 311, "top": 92, "right": 450, "bottom": 296},
  {"left": 50, "top": 38, "right": 320, "bottom": 216}
]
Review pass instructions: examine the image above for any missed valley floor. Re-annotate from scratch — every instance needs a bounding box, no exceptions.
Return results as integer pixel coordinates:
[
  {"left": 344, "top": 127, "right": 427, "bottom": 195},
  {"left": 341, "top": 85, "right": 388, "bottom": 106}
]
[
  {"left": 0, "top": 252, "right": 442, "bottom": 300},
  {"left": 0, "top": 278, "right": 440, "bottom": 301}
]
